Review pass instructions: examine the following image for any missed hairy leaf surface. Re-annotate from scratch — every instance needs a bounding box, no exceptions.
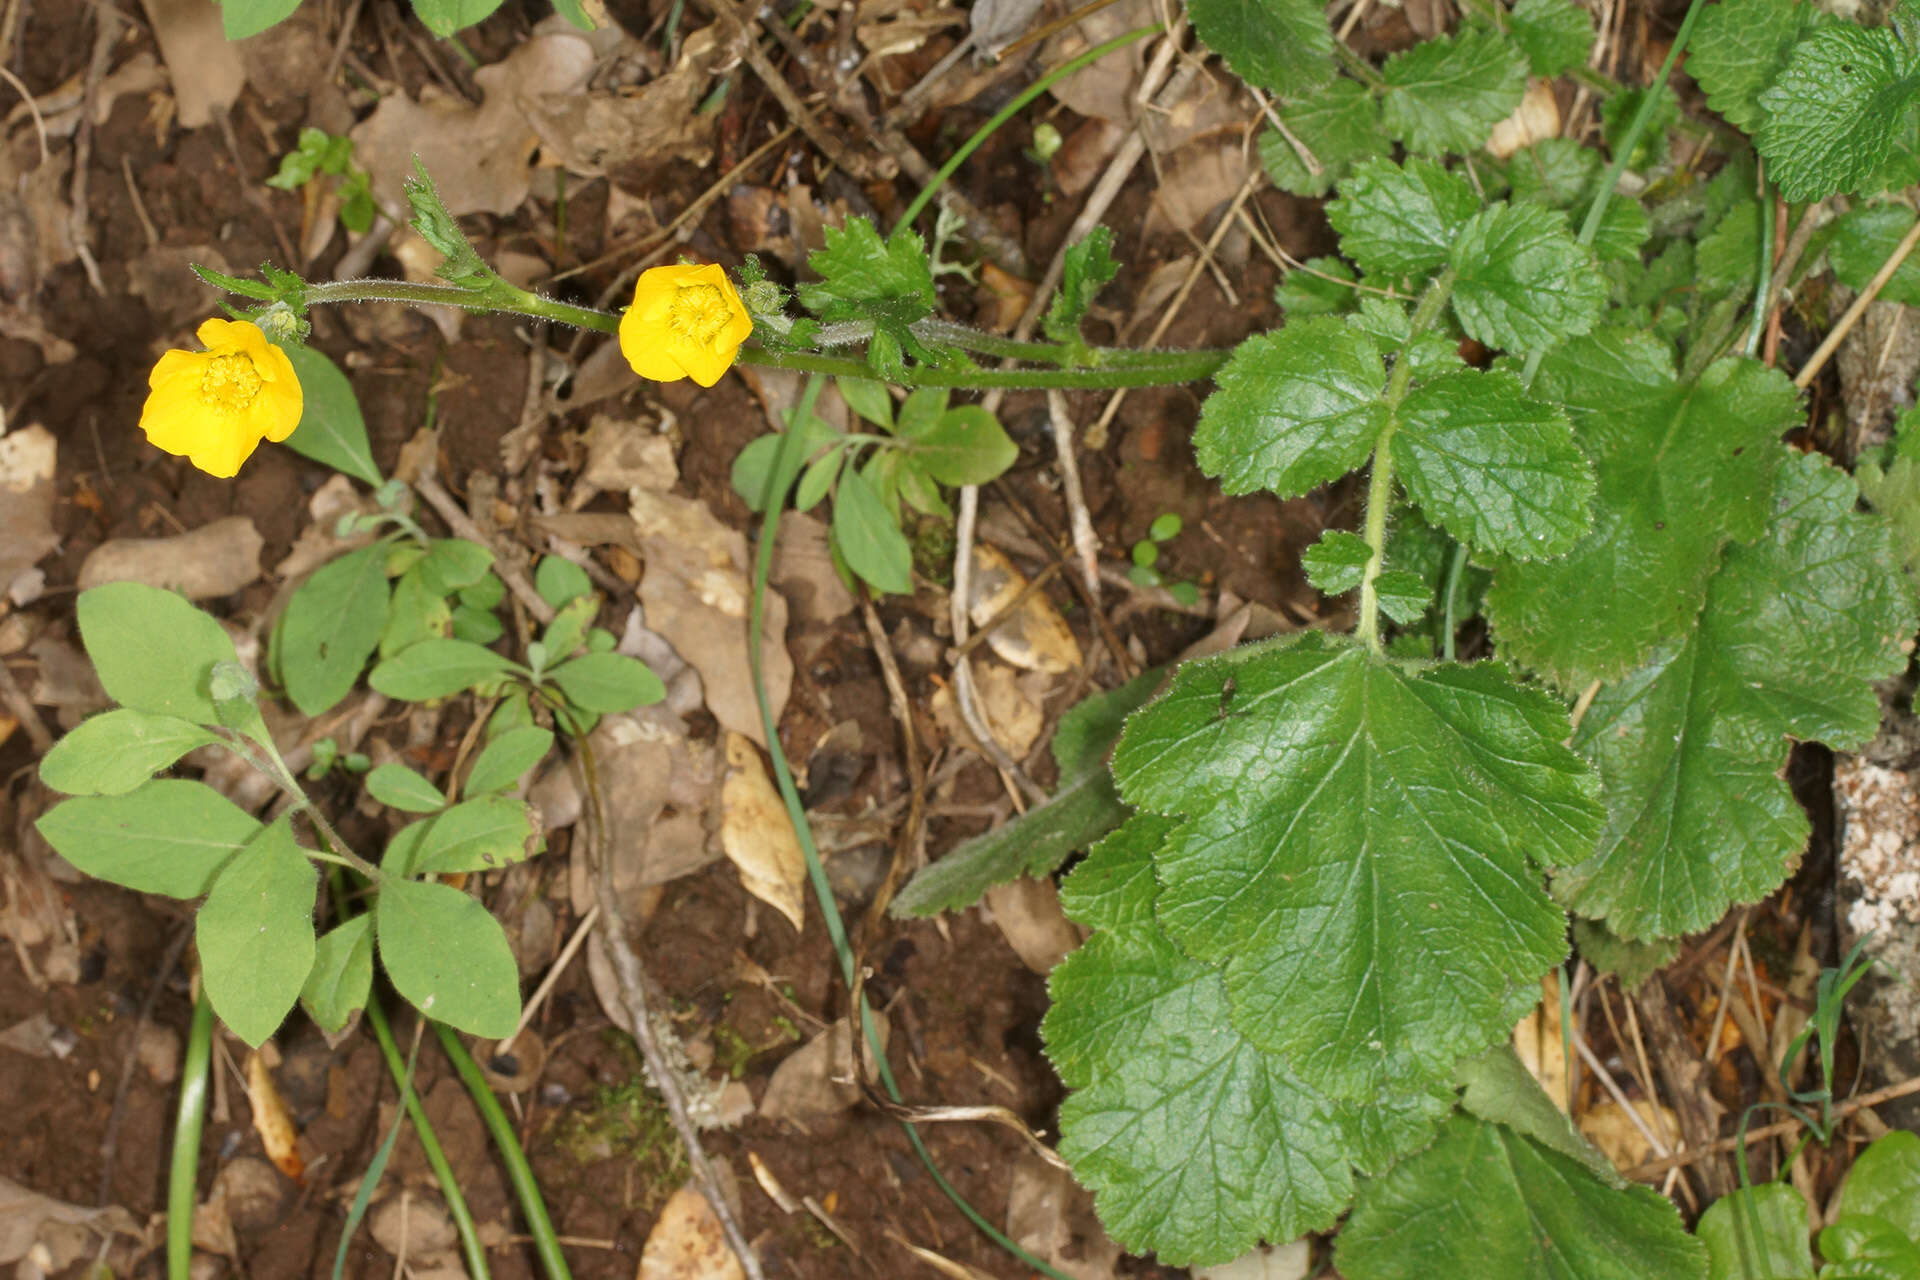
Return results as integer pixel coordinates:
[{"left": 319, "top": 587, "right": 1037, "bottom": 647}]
[
  {"left": 1337, "top": 1115, "right": 1707, "bottom": 1280},
  {"left": 1558, "top": 455, "right": 1913, "bottom": 938},
  {"left": 1689, "top": 0, "right": 1816, "bottom": 130},
  {"left": 1448, "top": 203, "right": 1607, "bottom": 351},
  {"left": 1326, "top": 157, "right": 1479, "bottom": 280},
  {"left": 1111, "top": 632, "right": 1603, "bottom": 1098},
  {"left": 1756, "top": 12, "right": 1920, "bottom": 201},
  {"left": 1259, "top": 80, "right": 1387, "bottom": 197},
  {"left": 1380, "top": 27, "right": 1528, "bottom": 155},
  {"left": 1486, "top": 332, "right": 1798, "bottom": 687},
  {"left": 1188, "top": 0, "right": 1335, "bottom": 98},
  {"left": 1508, "top": 0, "right": 1595, "bottom": 76}
]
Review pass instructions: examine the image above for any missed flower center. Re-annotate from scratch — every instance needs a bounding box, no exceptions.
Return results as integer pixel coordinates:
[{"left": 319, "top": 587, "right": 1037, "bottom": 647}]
[
  {"left": 668, "top": 284, "right": 731, "bottom": 346},
  {"left": 200, "top": 353, "right": 263, "bottom": 414}
]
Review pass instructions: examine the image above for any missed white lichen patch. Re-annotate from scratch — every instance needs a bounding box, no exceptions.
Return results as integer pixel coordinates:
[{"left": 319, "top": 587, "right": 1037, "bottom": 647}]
[{"left": 1836, "top": 757, "right": 1920, "bottom": 934}]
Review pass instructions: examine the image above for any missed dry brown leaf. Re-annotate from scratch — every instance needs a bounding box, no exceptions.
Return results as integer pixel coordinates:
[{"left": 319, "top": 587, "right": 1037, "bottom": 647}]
[
  {"left": 2, "top": 837, "right": 83, "bottom": 989},
  {"left": 210, "top": 1157, "right": 285, "bottom": 1234},
  {"left": 0, "top": 1178, "right": 138, "bottom": 1268},
  {"left": 769, "top": 511, "right": 855, "bottom": 635},
  {"left": 276, "top": 475, "right": 382, "bottom": 581},
  {"left": 1146, "top": 141, "right": 1252, "bottom": 238},
  {"left": 244, "top": 1051, "right": 303, "bottom": 1182},
  {"left": 79, "top": 516, "right": 262, "bottom": 600},
  {"left": 759, "top": 1014, "right": 889, "bottom": 1129},
  {"left": 933, "top": 660, "right": 1044, "bottom": 758},
  {"left": 984, "top": 877, "right": 1083, "bottom": 976},
  {"left": 1511, "top": 977, "right": 1570, "bottom": 1115},
  {"left": 629, "top": 487, "right": 792, "bottom": 747},
  {"left": 1044, "top": 0, "right": 1156, "bottom": 124},
  {"left": 1578, "top": 1099, "right": 1679, "bottom": 1171},
  {"left": 0, "top": 424, "right": 57, "bottom": 604},
  {"left": 566, "top": 711, "right": 721, "bottom": 917},
  {"left": 1005, "top": 1152, "right": 1122, "bottom": 1280},
  {"left": 369, "top": 1192, "right": 460, "bottom": 1263},
  {"left": 352, "top": 28, "right": 596, "bottom": 217},
  {"left": 575, "top": 414, "right": 676, "bottom": 505},
  {"left": 523, "top": 27, "right": 734, "bottom": 182},
  {"left": 138, "top": 0, "right": 247, "bottom": 128},
  {"left": 127, "top": 244, "right": 232, "bottom": 332},
  {"left": 977, "top": 261, "right": 1034, "bottom": 334},
  {"left": 721, "top": 732, "right": 807, "bottom": 932},
  {"left": 638, "top": 1186, "right": 745, "bottom": 1280},
  {"left": 967, "top": 545, "right": 1081, "bottom": 674},
  {"left": 1193, "top": 1241, "right": 1314, "bottom": 1280},
  {"left": 1486, "top": 79, "right": 1562, "bottom": 159}
]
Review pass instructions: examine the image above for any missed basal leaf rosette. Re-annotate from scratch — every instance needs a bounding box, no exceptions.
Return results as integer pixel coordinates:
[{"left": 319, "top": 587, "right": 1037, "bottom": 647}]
[
  {"left": 140, "top": 318, "right": 303, "bottom": 478},
  {"left": 1556, "top": 453, "right": 1916, "bottom": 939},
  {"left": 1108, "top": 632, "right": 1604, "bottom": 1099}
]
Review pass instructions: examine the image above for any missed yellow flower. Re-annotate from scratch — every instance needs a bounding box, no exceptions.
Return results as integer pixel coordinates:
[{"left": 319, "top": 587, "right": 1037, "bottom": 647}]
[
  {"left": 618, "top": 263, "right": 754, "bottom": 387},
  {"left": 140, "top": 319, "right": 303, "bottom": 478}
]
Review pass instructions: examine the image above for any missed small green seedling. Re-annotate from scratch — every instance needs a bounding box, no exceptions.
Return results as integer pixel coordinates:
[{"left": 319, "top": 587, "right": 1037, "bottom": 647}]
[{"left": 267, "top": 128, "right": 376, "bottom": 235}]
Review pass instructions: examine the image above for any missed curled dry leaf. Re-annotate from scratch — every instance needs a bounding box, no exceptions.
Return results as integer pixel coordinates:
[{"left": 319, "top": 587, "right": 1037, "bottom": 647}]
[
  {"left": 930, "top": 660, "right": 1045, "bottom": 759},
  {"left": 720, "top": 732, "right": 807, "bottom": 933},
  {"left": 1511, "top": 977, "right": 1570, "bottom": 1115},
  {"left": 966, "top": 545, "right": 1082, "bottom": 675},
  {"left": 0, "top": 1177, "right": 139, "bottom": 1266},
  {"left": 758, "top": 1014, "right": 890, "bottom": 1130},
  {"left": 1486, "top": 79, "right": 1562, "bottom": 160},
  {"left": 1578, "top": 1098, "right": 1681, "bottom": 1171},
  {"left": 79, "top": 516, "right": 263, "bottom": 601},
  {"left": 1044, "top": 0, "right": 1156, "bottom": 123},
  {"left": 522, "top": 27, "right": 735, "bottom": 182},
  {"left": 1005, "top": 1152, "right": 1123, "bottom": 1280},
  {"left": 138, "top": 0, "right": 246, "bottom": 128},
  {"left": 983, "top": 876, "right": 1084, "bottom": 977},
  {"left": 244, "top": 1051, "right": 304, "bottom": 1183},
  {"left": 639, "top": 1185, "right": 746, "bottom": 1280},
  {"left": 0, "top": 424, "right": 57, "bottom": 604}
]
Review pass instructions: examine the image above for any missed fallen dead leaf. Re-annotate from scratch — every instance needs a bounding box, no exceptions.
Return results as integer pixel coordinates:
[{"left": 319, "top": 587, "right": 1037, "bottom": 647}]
[
  {"left": 79, "top": 516, "right": 262, "bottom": 600},
  {"left": 1146, "top": 141, "right": 1252, "bottom": 238},
  {"left": 628, "top": 487, "right": 792, "bottom": 747},
  {"left": 759, "top": 1014, "right": 889, "bottom": 1130},
  {"left": 977, "top": 261, "right": 1034, "bottom": 334},
  {"left": 1511, "top": 975, "right": 1570, "bottom": 1115},
  {"left": 0, "top": 424, "right": 57, "bottom": 604},
  {"left": 984, "top": 877, "right": 1083, "bottom": 976},
  {"left": 370, "top": 1191, "right": 460, "bottom": 1264},
  {"left": 127, "top": 244, "right": 233, "bottom": 332},
  {"left": 1052, "top": 118, "right": 1128, "bottom": 198},
  {"left": 138, "top": 0, "right": 247, "bottom": 129},
  {"left": 565, "top": 710, "right": 720, "bottom": 916},
  {"left": 524, "top": 26, "right": 735, "bottom": 183},
  {"left": 275, "top": 474, "right": 380, "bottom": 581},
  {"left": 1044, "top": 0, "right": 1155, "bottom": 124},
  {"left": 575, "top": 414, "right": 677, "bottom": 507},
  {"left": 0, "top": 841, "right": 83, "bottom": 989},
  {"left": 721, "top": 732, "right": 807, "bottom": 932},
  {"left": 1194, "top": 1240, "right": 1314, "bottom": 1280},
  {"left": 638, "top": 1185, "right": 746, "bottom": 1280},
  {"left": 0, "top": 1012, "right": 69, "bottom": 1059},
  {"left": 966, "top": 545, "right": 1081, "bottom": 675},
  {"left": 1486, "top": 79, "right": 1562, "bottom": 159},
  {"left": 769, "top": 511, "right": 855, "bottom": 637},
  {"left": 931, "top": 660, "right": 1045, "bottom": 758},
  {"left": 0, "top": 1177, "right": 140, "bottom": 1266},
  {"left": 244, "top": 1051, "right": 303, "bottom": 1182},
  {"left": 210, "top": 1157, "right": 285, "bottom": 1234},
  {"left": 1578, "top": 1098, "right": 1680, "bottom": 1171},
  {"left": 1005, "top": 1152, "right": 1122, "bottom": 1280}
]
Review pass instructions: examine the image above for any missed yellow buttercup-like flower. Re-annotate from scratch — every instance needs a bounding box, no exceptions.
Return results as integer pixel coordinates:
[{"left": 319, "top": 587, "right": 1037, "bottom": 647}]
[
  {"left": 618, "top": 263, "right": 754, "bottom": 387},
  {"left": 140, "top": 319, "right": 304, "bottom": 478}
]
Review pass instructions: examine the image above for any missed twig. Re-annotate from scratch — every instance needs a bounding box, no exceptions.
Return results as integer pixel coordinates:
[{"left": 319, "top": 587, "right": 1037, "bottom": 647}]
[
  {"left": 950, "top": 487, "right": 1048, "bottom": 804},
  {"left": 1704, "top": 914, "right": 1748, "bottom": 1066},
  {"left": 1626, "top": 1074, "right": 1920, "bottom": 1179},
  {"left": 412, "top": 471, "right": 557, "bottom": 626},
  {"left": 67, "top": 4, "right": 118, "bottom": 296},
  {"left": 1636, "top": 975, "right": 1736, "bottom": 1198},
  {"left": 119, "top": 155, "right": 157, "bottom": 249},
  {"left": 1796, "top": 213, "right": 1920, "bottom": 390},
  {"left": 324, "top": 0, "right": 366, "bottom": 87},
  {"left": 0, "top": 65, "right": 47, "bottom": 163},
  {"left": 497, "top": 903, "right": 599, "bottom": 1056},
  {"left": 701, "top": 0, "right": 878, "bottom": 181},
  {"left": 0, "top": 655, "right": 52, "bottom": 754},
  {"left": 857, "top": 596, "right": 927, "bottom": 937},
  {"left": 1045, "top": 391, "right": 1101, "bottom": 603},
  {"left": 1571, "top": 1028, "right": 1673, "bottom": 1160},
  {"left": 577, "top": 736, "right": 765, "bottom": 1280}
]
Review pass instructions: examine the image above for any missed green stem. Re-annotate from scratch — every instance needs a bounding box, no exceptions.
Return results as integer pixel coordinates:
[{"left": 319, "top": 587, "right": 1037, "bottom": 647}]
[
  {"left": 1441, "top": 541, "right": 1469, "bottom": 662},
  {"left": 1744, "top": 187, "right": 1778, "bottom": 357},
  {"left": 433, "top": 1025, "right": 572, "bottom": 1280},
  {"left": 1357, "top": 271, "right": 1454, "bottom": 653},
  {"left": 891, "top": 24, "right": 1160, "bottom": 235},
  {"left": 1333, "top": 40, "right": 1387, "bottom": 89},
  {"left": 734, "top": 344, "right": 1229, "bottom": 388},
  {"left": 364, "top": 999, "right": 491, "bottom": 1280},
  {"left": 167, "top": 992, "right": 214, "bottom": 1280}
]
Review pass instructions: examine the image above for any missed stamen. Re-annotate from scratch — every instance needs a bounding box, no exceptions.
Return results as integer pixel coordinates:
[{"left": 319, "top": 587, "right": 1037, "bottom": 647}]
[{"left": 200, "top": 353, "right": 264, "bottom": 414}]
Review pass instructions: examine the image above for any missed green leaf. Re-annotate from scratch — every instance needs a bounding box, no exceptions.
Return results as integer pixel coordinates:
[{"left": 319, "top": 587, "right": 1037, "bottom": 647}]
[
  {"left": 1448, "top": 202, "right": 1607, "bottom": 351},
  {"left": 415, "top": 539, "right": 493, "bottom": 595},
  {"left": 1188, "top": 0, "right": 1335, "bottom": 98},
  {"left": 1275, "top": 256, "right": 1359, "bottom": 315},
  {"left": 1456, "top": 1044, "right": 1620, "bottom": 1184},
  {"left": 375, "top": 876, "right": 519, "bottom": 1036},
  {"left": 899, "top": 405, "right": 1017, "bottom": 485},
  {"left": 545, "top": 652, "right": 665, "bottom": 713},
  {"left": 462, "top": 726, "right": 553, "bottom": 798},
  {"left": 407, "top": 795, "right": 537, "bottom": 875},
  {"left": 1572, "top": 918, "right": 1679, "bottom": 988},
  {"left": 1257, "top": 80, "right": 1387, "bottom": 197},
  {"left": 1829, "top": 206, "right": 1920, "bottom": 307},
  {"left": 1043, "top": 227, "right": 1120, "bottom": 343},
  {"left": 402, "top": 159, "right": 492, "bottom": 289},
  {"left": 1193, "top": 318, "right": 1388, "bottom": 498},
  {"left": 1838, "top": 1133, "right": 1920, "bottom": 1239},
  {"left": 1337, "top": 1115, "right": 1707, "bottom": 1280},
  {"left": 1819, "top": 1216, "right": 1920, "bottom": 1280},
  {"left": 197, "top": 818, "right": 317, "bottom": 1048},
  {"left": 1373, "top": 569, "right": 1433, "bottom": 624},
  {"left": 1380, "top": 26, "right": 1528, "bottom": 156},
  {"left": 1698, "top": 1183, "right": 1813, "bottom": 1280},
  {"left": 409, "top": 0, "right": 505, "bottom": 37},
  {"left": 891, "top": 670, "right": 1162, "bottom": 916},
  {"left": 541, "top": 595, "right": 598, "bottom": 663},
  {"left": 797, "top": 220, "right": 937, "bottom": 374},
  {"left": 1690, "top": 0, "right": 1817, "bottom": 131},
  {"left": 831, "top": 465, "right": 913, "bottom": 594},
  {"left": 451, "top": 604, "right": 504, "bottom": 645},
  {"left": 1112, "top": 631, "right": 1603, "bottom": 1098},
  {"left": 1396, "top": 367, "right": 1595, "bottom": 558},
  {"left": 1486, "top": 333, "right": 1798, "bottom": 687},
  {"left": 795, "top": 443, "right": 845, "bottom": 512},
  {"left": 837, "top": 377, "right": 894, "bottom": 429},
  {"left": 301, "top": 915, "right": 373, "bottom": 1036},
  {"left": 378, "top": 568, "right": 450, "bottom": 661},
  {"left": 39, "top": 710, "right": 220, "bottom": 796},
  {"left": 733, "top": 412, "right": 842, "bottom": 513},
  {"left": 534, "top": 556, "right": 593, "bottom": 610},
  {"left": 1756, "top": 16, "right": 1920, "bottom": 203},
  {"left": 1508, "top": 0, "right": 1595, "bottom": 76},
  {"left": 77, "top": 583, "right": 239, "bottom": 726},
  {"left": 1558, "top": 455, "right": 1914, "bottom": 938},
  {"left": 366, "top": 762, "right": 446, "bottom": 813},
  {"left": 219, "top": 0, "right": 302, "bottom": 40},
  {"left": 1326, "top": 157, "right": 1480, "bottom": 281},
  {"left": 1303, "top": 529, "right": 1372, "bottom": 595},
  {"left": 279, "top": 544, "right": 391, "bottom": 717},
  {"left": 278, "top": 344, "right": 381, "bottom": 487},
  {"left": 369, "top": 639, "right": 520, "bottom": 701},
  {"left": 1042, "top": 819, "right": 1378, "bottom": 1266},
  {"left": 36, "top": 780, "right": 260, "bottom": 898}
]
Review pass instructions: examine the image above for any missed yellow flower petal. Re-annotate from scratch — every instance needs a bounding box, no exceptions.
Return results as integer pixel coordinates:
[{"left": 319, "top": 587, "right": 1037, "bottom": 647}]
[
  {"left": 138, "top": 319, "right": 305, "bottom": 478},
  {"left": 618, "top": 262, "right": 753, "bottom": 386}
]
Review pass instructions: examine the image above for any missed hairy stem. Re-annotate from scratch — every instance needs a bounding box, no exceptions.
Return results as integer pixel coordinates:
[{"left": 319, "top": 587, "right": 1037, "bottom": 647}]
[{"left": 166, "top": 992, "right": 213, "bottom": 1280}]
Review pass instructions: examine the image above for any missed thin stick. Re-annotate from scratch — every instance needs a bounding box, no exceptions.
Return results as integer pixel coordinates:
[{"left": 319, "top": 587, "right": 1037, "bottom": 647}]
[
  {"left": 1627, "top": 1074, "right": 1920, "bottom": 1179},
  {"left": 1571, "top": 1029, "right": 1673, "bottom": 1159},
  {"left": 497, "top": 903, "right": 599, "bottom": 1054},
  {"left": 0, "top": 65, "right": 47, "bottom": 163},
  {"left": 1046, "top": 391, "right": 1102, "bottom": 602},
  {"left": 0, "top": 655, "right": 52, "bottom": 754},
  {"left": 68, "top": 5, "right": 118, "bottom": 296},
  {"left": 1704, "top": 912, "right": 1748, "bottom": 1065},
  {"left": 1796, "top": 214, "right": 1920, "bottom": 389},
  {"left": 857, "top": 596, "right": 928, "bottom": 934},
  {"left": 412, "top": 471, "right": 556, "bottom": 626},
  {"left": 578, "top": 737, "right": 765, "bottom": 1280}
]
